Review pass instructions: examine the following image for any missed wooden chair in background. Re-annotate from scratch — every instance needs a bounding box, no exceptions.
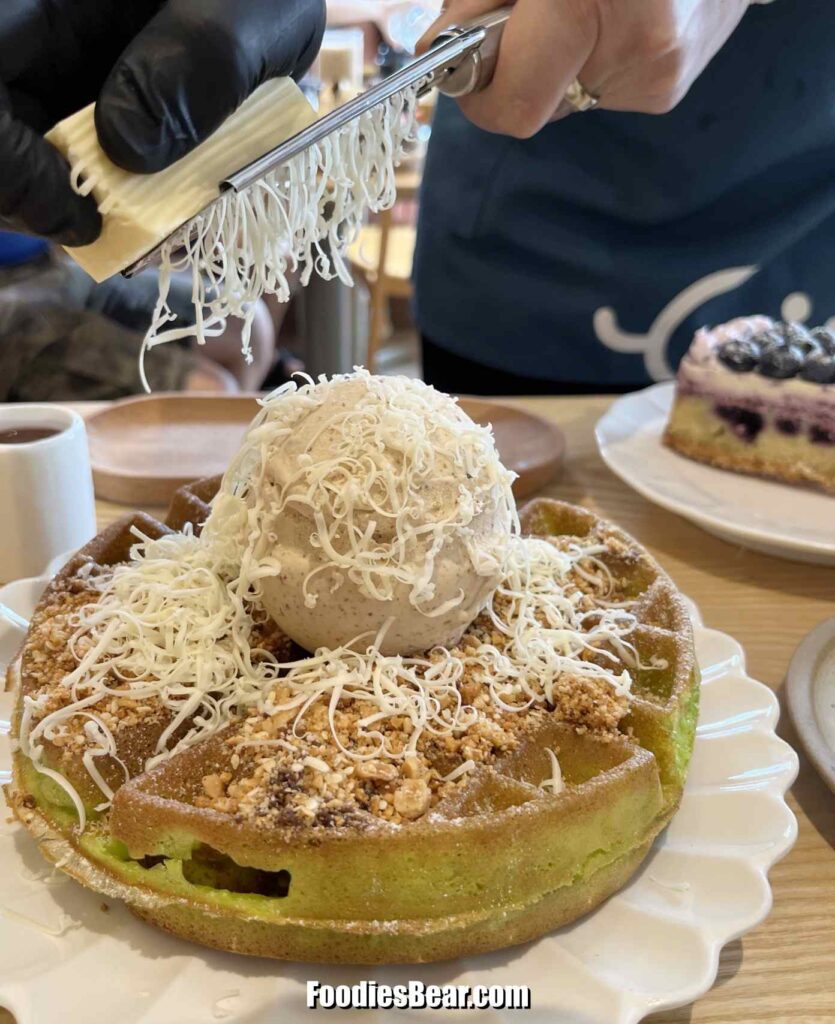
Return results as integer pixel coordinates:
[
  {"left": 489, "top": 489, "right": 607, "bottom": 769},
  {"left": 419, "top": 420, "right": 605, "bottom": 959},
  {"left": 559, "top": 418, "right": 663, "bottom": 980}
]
[{"left": 348, "top": 169, "right": 421, "bottom": 372}]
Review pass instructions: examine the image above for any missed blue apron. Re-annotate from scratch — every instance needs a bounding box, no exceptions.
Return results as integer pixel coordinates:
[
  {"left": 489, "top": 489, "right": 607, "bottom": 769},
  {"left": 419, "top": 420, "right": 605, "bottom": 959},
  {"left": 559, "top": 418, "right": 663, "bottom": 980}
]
[{"left": 413, "top": 0, "right": 835, "bottom": 386}]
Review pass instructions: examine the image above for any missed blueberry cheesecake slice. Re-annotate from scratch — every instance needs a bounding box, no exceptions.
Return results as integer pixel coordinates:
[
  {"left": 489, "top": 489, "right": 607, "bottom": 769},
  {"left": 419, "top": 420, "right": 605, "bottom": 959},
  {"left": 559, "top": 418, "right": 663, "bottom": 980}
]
[{"left": 664, "top": 316, "right": 835, "bottom": 492}]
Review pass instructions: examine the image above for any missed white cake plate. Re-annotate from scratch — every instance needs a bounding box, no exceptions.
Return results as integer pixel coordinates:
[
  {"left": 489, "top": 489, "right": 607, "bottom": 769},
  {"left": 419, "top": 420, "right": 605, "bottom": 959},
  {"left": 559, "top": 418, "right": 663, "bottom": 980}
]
[
  {"left": 0, "top": 558, "right": 797, "bottom": 1024},
  {"left": 596, "top": 382, "right": 835, "bottom": 565}
]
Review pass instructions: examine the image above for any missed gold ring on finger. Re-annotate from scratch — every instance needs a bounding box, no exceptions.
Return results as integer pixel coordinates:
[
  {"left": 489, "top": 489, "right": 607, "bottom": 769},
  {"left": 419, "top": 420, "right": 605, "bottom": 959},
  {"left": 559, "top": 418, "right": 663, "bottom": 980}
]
[{"left": 564, "top": 78, "right": 600, "bottom": 112}]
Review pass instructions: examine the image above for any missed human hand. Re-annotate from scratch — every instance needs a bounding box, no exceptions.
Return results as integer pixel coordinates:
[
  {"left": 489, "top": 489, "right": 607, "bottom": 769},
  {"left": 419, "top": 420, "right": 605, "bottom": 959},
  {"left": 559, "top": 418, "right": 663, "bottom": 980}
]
[
  {"left": 0, "top": 0, "right": 326, "bottom": 245},
  {"left": 417, "top": 0, "right": 749, "bottom": 138}
]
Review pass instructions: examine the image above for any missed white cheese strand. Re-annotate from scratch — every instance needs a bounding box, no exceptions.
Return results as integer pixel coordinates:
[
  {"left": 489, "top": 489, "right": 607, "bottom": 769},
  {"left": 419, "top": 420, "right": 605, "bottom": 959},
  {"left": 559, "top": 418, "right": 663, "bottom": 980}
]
[
  {"left": 441, "top": 760, "right": 476, "bottom": 783},
  {"left": 539, "top": 748, "right": 565, "bottom": 795}
]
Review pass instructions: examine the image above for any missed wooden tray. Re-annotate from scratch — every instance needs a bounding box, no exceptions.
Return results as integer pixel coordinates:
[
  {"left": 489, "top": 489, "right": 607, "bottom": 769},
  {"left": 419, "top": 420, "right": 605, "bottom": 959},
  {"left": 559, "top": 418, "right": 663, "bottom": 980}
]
[
  {"left": 86, "top": 392, "right": 565, "bottom": 506},
  {"left": 459, "top": 396, "right": 564, "bottom": 499}
]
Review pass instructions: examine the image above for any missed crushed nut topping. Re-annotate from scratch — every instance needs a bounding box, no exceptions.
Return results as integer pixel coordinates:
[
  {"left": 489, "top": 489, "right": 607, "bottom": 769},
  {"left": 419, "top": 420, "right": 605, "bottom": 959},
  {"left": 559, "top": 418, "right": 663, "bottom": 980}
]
[{"left": 19, "top": 525, "right": 660, "bottom": 828}]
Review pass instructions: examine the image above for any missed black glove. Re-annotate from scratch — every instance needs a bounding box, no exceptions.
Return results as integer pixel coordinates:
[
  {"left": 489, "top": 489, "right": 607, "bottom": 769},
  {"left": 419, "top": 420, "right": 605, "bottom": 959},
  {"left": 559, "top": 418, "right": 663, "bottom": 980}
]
[{"left": 0, "top": 0, "right": 325, "bottom": 247}]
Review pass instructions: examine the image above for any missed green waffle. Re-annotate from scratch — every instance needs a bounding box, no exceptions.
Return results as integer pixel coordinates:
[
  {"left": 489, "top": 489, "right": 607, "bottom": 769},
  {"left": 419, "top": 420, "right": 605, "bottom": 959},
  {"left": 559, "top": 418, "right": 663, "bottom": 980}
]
[{"left": 7, "top": 484, "right": 699, "bottom": 963}]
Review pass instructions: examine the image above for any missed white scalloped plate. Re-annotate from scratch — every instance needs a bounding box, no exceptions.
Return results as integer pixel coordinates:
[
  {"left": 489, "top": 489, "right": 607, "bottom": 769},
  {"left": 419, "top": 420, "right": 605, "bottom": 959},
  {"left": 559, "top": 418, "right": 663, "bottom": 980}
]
[
  {"left": 595, "top": 382, "right": 835, "bottom": 565},
  {"left": 0, "top": 567, "right": 798, "bottom": 1024}
]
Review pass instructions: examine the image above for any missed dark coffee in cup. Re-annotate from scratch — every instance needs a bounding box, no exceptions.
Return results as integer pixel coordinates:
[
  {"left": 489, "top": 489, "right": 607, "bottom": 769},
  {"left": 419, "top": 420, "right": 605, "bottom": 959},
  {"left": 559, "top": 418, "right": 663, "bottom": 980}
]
[{"left": 0, "top": 427, "right": 61, "bottom": 445}]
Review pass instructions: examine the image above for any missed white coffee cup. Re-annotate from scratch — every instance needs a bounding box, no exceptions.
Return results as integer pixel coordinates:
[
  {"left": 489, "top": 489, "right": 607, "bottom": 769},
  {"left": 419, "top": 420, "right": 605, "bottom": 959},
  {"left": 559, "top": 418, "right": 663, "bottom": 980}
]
[{"left": 0, "top": 405, "right": 96, "bottom": 583}]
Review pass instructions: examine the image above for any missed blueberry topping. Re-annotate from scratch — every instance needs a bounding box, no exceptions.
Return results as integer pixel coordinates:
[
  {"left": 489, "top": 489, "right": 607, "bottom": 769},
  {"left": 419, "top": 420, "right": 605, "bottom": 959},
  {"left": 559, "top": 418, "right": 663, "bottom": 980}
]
[
  {"left": 776, "top": 418, "right": 800, "bottom": 436},
  {"left": 781, "top": 321, "right": 817, "bottom": 353},
  {"left": 811, "top": 326, "right": 835, "bottom": 354},
  {"left": 757, "top": 344, "right": 803, "bottom": 379},
  {"left": 810, "top": 425, "right": 835, "bottom": 445},
  {"left": 752, "top": 328, "right": 785, "bottom": 353},
  {"left": 717, "top": 338, "right": 759, "bottom": 372},
  {"left": 715, "top": 405, "right": 763, "bottom": 442},
  {"left": 800, "top": 352, "right": 835, "bottom": 384}
]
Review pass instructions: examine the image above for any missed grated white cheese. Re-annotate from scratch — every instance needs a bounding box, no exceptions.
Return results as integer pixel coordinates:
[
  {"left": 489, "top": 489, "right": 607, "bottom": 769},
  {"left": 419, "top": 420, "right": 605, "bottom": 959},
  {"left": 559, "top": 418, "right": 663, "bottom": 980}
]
[
  {"left": 441, "top": 760, "right": 476, "bottom": 783},
  {"left": 21, "top": 534, "right": 641, "bottom": 829},
  {"left": 51, "top": 79, "right": 422, "bottom": 388},
  {"left": 539, "top": 748, "right": 565, "bottom": 796},
  {"left": 473, "top": 537, "right": 640, "bottom": 708},
  {"left": 19, "top": 375, "right": 647, "bottom": 830},
  {"left": 0, "top": 603, "right": 29, "bottom": 633},
  {"left": 138, "top": 85, "right": 423, "bottom": 389}
]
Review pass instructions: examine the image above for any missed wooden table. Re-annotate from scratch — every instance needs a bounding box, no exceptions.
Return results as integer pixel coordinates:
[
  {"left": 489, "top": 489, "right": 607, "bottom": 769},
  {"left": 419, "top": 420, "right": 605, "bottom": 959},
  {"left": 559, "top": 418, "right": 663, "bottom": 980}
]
[{"left": 6, "top": 396, "right": 835, "bottom": 1024}]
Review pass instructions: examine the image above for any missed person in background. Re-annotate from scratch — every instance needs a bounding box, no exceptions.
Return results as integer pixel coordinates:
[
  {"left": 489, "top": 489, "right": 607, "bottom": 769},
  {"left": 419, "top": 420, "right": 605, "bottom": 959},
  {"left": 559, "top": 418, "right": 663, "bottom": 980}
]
[
  {"left": 414, "top": 0, "right": 835, "bottom": 394},
  {"left": 325, "top": 0, "right": 420, "bottom": 66},
  {"left": 0, "top": 229, "right": 278, "bottom": 399},
  {"left": 0, "top": 0, "right": 325, "bottom": 400}
]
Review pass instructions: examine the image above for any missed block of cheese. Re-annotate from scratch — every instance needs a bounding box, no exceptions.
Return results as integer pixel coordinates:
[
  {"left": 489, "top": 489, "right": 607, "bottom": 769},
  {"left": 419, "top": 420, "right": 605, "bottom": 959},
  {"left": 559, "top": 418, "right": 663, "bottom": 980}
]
[{"left": 46, "top": 78, "right": 317, "bottom": 282}]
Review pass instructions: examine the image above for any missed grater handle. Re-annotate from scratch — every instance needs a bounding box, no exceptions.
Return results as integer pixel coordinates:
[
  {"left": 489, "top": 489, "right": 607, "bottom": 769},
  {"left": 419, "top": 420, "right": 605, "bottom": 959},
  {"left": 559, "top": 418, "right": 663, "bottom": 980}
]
[{"left": 433, "top": 7, "right": 511, "bottom": 97}]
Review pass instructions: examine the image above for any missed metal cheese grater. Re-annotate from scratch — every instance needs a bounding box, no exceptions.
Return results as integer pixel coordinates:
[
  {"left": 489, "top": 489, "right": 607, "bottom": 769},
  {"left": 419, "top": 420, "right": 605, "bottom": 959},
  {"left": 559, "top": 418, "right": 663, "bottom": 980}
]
[{"left": 124, "top": 7, "right": 511, "bottom": 277}]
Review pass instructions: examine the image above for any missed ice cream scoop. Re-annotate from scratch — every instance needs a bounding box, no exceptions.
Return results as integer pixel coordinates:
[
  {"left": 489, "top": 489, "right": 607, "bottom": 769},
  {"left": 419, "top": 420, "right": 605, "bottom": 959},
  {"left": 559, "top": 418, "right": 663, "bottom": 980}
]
[{"left": 256, "top": 372, "right": 516, "bottom": 655}]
